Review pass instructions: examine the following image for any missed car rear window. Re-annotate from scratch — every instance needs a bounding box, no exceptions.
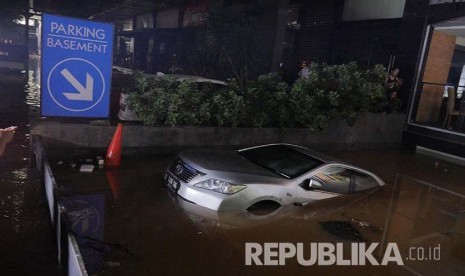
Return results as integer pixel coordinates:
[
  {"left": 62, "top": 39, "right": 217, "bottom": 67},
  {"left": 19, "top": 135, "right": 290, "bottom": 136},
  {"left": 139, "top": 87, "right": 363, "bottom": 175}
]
[{"left": 238, "top": 145, "right": 324, "bottom": 178}]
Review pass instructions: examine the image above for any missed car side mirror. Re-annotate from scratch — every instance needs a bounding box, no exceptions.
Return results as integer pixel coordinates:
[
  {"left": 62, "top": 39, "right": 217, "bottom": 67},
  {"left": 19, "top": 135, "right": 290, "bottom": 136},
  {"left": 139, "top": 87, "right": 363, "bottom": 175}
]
[
  {"left": 300, "top": 179, "right": 322, "bottom": 190},
  {"left": 309, "top": 179, "right": 322, "bottom": 190},
  {"left": 299, "top": 179, "right": 310, "bottom": 190}
]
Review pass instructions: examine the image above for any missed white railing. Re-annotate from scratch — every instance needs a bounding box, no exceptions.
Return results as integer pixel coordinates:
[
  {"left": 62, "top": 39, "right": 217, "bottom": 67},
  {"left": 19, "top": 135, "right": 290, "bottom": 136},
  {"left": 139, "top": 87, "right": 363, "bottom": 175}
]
[{"left": 31, "top": 135, "right": 88, "bottom": 276}]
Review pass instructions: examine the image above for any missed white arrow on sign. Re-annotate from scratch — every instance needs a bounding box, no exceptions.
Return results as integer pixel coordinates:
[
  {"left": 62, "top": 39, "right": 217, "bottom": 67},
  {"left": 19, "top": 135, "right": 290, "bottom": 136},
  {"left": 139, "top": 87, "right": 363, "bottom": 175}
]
[{"left": 61, "top": 68, "right": 94, "bottom": 101}]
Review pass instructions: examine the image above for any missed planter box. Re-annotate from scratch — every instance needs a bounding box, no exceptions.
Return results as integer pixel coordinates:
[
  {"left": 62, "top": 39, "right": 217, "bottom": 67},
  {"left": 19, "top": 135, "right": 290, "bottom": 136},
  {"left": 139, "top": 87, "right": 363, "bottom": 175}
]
[{"left": 31, "top": 113, "right": 406, "bottom": 155}]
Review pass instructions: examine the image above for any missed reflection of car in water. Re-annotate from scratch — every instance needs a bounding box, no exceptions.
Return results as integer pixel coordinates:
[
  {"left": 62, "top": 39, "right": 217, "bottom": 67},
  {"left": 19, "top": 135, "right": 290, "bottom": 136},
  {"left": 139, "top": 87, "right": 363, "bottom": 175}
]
[
  {"left": 0, "top": 44, "right": 27, "bottom": 74},
  {"left": 114, "top": 67, "right": 226, "bottom": 121},
  {"left": 163, "top": 144, "right": 385, "bottom": 211}
]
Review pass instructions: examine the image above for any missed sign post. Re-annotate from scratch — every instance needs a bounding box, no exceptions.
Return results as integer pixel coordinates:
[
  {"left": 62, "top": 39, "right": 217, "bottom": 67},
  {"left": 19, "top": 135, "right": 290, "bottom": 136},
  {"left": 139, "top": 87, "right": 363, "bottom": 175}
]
[{"left": 41, "top": 13, "right": 114, "bottom": 118}]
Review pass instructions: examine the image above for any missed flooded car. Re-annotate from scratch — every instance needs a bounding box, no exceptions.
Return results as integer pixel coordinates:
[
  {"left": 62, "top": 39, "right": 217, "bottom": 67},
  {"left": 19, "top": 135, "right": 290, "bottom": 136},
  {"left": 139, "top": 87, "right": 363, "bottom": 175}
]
[{"left": 163, "top": 144, "right": 385, "bottom": 211}]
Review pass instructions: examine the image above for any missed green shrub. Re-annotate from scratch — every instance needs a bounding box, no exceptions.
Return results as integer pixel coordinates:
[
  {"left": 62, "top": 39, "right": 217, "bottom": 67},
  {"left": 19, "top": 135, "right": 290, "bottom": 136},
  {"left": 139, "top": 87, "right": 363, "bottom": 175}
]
[
  {"left": 122, "top": 63, "right": 389, "bottom": 131},
  {"left": 125, "top": 72, "right": 163, "bottom": 125},
  {"left": 364, "top": 64, "right": 390, "bottom": 113},
  {"left": 289, "top": 78, "right": 333, "bottom": 131},
  {"left": 210, "top": 79, "right": 245, "bottom": 127},
  {"left": 243, "top": 73, "right": 290, "bottom": 128},
  {"left": 175, "top": 81, "right": 212, "bottom": 126},
  {"left": 289, "top": 62, "right": 388, "bottom": 130},
  {"left": 126, "top": 73, "right": 187, "bottom": 126}
]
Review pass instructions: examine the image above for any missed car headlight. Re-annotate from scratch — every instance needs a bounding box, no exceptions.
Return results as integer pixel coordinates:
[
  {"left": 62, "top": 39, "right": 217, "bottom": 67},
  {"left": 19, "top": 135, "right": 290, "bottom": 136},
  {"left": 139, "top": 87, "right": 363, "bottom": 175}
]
[{"left": 193, "top": 178, "right": 246, "bottom": 194}]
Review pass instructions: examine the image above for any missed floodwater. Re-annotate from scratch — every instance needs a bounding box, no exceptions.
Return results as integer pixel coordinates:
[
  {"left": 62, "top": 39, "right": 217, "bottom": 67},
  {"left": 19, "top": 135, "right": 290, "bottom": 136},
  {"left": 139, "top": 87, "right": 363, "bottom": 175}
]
[
  {"left": 50, "top": 149, "right": 465, "bottom": 276},
  {"left": 0, "top": 58, "right": 60, "bottom": 274},
  {"left": 2, "top": 57, "right": 464, "bottom": 275}
]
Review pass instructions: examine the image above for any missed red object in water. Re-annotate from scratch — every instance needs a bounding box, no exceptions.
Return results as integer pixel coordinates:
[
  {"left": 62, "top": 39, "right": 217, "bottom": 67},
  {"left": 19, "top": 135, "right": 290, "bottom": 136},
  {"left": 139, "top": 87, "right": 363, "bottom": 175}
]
[
  {"left": 106, "top": 169, "right": 121, "bottom": 200},
  {"left": 105, "top": 123, "right": 123, "bottom": 168}
]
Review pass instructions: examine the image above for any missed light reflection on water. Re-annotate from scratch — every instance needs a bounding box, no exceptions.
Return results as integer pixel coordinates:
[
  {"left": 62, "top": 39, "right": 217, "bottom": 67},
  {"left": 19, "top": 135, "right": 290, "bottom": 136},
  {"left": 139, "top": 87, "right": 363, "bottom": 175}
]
[
  {"left": 0, "top": 57, "right": 40, "bottom": 247},
  {"left": 0, "top": 56, "right": 59, "bottom": 274},
  {"left": 25, "top": 57, "right": 41, "bottom": 118},
  {"left": 0, "top": 169, "right": 26, "bottom": 233}
]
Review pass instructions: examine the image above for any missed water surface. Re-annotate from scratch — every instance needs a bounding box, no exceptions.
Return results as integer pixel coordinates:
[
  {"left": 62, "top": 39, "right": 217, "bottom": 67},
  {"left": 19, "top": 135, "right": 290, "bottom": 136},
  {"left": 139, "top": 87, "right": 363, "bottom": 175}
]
[{"left": 50, "top": 149, "right": 465, "bottom": 276}]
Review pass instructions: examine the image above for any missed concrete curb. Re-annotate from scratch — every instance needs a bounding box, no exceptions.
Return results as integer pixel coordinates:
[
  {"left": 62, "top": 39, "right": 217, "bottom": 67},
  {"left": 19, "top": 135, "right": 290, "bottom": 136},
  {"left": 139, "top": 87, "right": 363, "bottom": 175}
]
[{"left": 31, "top": 113, "right": 406, "bottom": 154}]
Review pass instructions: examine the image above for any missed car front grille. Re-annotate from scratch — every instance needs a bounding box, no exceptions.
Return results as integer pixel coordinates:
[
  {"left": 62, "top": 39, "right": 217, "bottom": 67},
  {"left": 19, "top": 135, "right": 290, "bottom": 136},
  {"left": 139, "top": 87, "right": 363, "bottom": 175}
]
[{"left": 169, "top": 158, "right": 204, "bottom": 183}]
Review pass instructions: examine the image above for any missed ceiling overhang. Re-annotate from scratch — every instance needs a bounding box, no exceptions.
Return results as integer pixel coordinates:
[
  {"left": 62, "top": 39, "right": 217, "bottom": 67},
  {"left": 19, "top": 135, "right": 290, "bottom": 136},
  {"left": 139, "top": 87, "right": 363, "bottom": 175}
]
[{"left": 90, "top": 0, "right": 155, "bottom": 22}]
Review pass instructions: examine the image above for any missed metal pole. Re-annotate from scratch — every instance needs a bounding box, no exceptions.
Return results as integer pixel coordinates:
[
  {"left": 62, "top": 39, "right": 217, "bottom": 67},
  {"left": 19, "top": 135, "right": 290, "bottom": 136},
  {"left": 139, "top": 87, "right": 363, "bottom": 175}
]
[
  {"left": 24, "top": 1, "right": 32, "bottom": 75},
  {"left": 387, "top": 55, "right": 393, "bottom": 74}
]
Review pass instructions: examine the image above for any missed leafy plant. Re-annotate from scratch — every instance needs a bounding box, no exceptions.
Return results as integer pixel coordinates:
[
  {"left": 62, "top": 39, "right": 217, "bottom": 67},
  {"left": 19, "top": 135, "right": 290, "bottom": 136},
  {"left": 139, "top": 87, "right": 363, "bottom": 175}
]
[
  {"left": 125, "top": 72, "right": 181, "bottom": 126},
  {"left": 176, "top": 81, "right": 213, "bottom": 126},
  {"left": 289, "top": 62, "right": 388, "bottom": 131},
  {"left": 123, "top": 63, "right": 389, "bottom": 131},
  {"left": 290, "top": 79, "right": 332, "bottom": 132},
  {"left": 243, "top": 73, "right": 290, "bottom": 128},
  {"left": 210, "top": 79, "right": 245, "bottom": 127}
]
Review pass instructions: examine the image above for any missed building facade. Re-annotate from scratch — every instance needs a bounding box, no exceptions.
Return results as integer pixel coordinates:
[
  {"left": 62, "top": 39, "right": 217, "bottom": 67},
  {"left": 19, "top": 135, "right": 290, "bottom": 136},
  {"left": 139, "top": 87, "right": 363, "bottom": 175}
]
[
  {"left": 91, "top": 0, "right": 298, "bottom": 79},
  {"left": 89, "top": 0, "right": 465, "bottom": 156}
]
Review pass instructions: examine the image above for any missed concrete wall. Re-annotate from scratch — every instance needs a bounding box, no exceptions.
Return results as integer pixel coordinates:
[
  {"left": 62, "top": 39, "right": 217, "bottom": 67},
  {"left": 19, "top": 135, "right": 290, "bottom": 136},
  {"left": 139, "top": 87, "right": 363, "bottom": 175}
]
[{"left": 31, "top": 113, "right": 406, "bottom": 155}]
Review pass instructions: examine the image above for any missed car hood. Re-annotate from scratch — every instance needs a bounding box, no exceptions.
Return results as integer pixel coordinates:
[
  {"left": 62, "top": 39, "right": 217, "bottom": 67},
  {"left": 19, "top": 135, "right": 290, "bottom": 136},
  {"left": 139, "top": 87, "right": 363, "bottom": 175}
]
[{"left": 179, "top": 149, "right": 285, "bottom": 183}]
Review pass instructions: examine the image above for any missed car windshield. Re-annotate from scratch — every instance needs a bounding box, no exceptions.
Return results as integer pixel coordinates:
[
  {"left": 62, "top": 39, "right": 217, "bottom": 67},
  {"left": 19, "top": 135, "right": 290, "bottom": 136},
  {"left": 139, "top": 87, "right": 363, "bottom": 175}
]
[{"left": 238, "top": 145, "right": 324, "bottom": 179}]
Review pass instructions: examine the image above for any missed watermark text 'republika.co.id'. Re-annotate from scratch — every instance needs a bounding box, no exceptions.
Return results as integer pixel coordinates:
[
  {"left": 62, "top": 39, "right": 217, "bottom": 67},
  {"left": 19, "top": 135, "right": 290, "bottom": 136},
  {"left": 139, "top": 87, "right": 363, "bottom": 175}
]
[{"left": 245, "top": 242, "right": 441, "bottom": 266}]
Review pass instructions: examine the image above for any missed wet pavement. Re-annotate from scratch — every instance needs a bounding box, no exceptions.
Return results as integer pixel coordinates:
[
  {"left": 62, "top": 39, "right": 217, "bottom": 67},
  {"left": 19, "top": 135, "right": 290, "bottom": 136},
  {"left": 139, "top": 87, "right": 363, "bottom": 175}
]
[
  {"left": 49, "top": 149, "right": 465, "bottom": 276},
  {"left": 0, "top": 58, "right": 60, "bottom": 275}
]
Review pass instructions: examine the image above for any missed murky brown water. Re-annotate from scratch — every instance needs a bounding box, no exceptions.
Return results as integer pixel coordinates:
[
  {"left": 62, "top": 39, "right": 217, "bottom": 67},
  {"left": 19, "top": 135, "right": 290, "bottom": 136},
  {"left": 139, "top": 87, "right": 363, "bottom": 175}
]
[
  {"left": 50, "top": 149, "right": 465, "bottom": 276},
  {"left": 0, "top": 44, "right": 462, "bottom": 276}
]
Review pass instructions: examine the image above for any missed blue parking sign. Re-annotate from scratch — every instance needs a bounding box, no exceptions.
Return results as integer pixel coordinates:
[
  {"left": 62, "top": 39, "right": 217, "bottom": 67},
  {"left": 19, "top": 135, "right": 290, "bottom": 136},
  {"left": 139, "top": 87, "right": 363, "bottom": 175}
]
[{"left": 41, "top": 13, "right": 114, "bottom": 118}]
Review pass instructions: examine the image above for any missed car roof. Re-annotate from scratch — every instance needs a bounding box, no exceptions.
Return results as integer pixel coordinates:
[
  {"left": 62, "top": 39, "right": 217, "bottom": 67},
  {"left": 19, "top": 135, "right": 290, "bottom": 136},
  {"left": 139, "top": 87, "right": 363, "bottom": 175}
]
[
  {"left": 112, "top": 66, "right": 226, "bottom": 85},
  {"left": 165, "top": 74, "right": 226, "bottom": 85}
]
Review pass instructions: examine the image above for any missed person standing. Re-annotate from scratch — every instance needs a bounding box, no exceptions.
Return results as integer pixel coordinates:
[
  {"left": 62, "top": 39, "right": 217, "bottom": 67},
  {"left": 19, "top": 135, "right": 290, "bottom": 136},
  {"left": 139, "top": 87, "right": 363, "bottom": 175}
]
[
  {"left": 298, "top": 60, "right": 310, "bottom": 80},
  {"left": 385, "top": 68, "right": 403, "bottom": 93},
  {"left": 384, "top": 68, "right": 403, "bottom": 113}
]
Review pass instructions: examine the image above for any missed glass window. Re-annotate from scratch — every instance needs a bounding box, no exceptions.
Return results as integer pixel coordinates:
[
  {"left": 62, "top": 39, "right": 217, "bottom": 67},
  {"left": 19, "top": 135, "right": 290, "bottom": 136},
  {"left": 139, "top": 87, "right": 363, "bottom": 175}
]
[
  {"left": 455, "top": 65, "right": 465, "bottom": 99},
  {"left": 137, "top": 13, "right": 154, "bottom": 29},
  {"left": 122, "top": 19, "right": 133, "bottom": 31},
  {"left": 312, "top": 166, "right": 352, "bottom": 194},
  {"left": 342, "top": 0, "right": 406, "bottom": 21},
  {"left": 352, "top": 170, "right": 379, "bottom": 191},
  {"left": 238, "top": 145, "right": 324, "bottom": 178}
]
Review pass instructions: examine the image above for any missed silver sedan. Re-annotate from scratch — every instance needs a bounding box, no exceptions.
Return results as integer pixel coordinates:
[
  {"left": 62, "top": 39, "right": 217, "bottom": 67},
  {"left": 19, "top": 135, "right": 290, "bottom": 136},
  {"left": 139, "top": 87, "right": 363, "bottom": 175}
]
[{"left": 163, "top": 144, "right": 385, "bottom": 211}]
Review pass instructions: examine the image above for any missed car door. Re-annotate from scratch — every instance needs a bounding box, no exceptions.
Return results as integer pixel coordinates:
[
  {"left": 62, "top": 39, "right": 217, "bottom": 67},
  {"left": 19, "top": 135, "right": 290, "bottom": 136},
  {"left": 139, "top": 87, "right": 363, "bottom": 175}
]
[
  {"left": 294, "top": 165, "right": 382, "bottom": 204},
  {"left": 293, "top": 165, "right": 353, "bottom": 204}
]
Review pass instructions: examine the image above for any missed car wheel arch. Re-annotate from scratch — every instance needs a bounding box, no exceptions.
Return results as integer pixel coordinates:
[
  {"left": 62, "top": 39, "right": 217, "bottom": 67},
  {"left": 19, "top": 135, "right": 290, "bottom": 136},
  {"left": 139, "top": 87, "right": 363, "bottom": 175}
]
[{"left": 247, "top": 198, "right": 282, "bottom": 211}]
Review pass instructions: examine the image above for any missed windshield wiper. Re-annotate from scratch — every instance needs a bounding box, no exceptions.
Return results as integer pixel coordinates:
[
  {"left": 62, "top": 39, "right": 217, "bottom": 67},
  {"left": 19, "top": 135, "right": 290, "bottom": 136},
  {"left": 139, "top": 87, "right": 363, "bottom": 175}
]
[{"left": 269, "top": 169, "right": 290, "bottom": 179}]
